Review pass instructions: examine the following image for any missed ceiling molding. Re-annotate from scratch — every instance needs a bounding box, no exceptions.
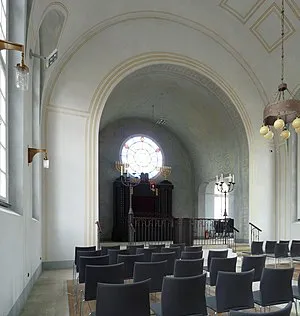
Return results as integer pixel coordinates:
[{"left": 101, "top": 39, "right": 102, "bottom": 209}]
[
  {"left": 219, "top": 0, "right": 266, "bottom": 24},
  {"left": 250, "top": 2, "right": 296, "bottom": 53}
]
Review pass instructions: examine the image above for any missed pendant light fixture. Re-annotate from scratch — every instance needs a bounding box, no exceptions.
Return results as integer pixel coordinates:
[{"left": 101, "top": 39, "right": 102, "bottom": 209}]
[{"left": 260, "top": 0, "right": 300, "bottom": 141}]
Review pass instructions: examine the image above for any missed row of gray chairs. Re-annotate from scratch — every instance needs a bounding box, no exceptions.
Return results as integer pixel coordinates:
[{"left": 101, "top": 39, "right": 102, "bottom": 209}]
[
  {"left": 251, "top": 240, "right": 300, "bottom": 257},
  {"left": 90, "top": 268, "right": 296, "bottom": 316}
]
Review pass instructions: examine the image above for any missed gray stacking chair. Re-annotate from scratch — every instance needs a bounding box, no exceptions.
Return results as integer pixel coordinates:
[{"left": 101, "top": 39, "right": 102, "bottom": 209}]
[
  {"left": 151, "top": 274, "right": 207, "bottom": 316},
  {"left": 170, "top": 243, "right": 185, "bottom": 253},
  {"left": 207, "top": 256, "right": 237, "bottom": 286},
  {"left": 206, "top": 270, "right": 254, "bottom": 313},
  {"left": 265, "top": 241, "right": 277, "bottom": 255},
  {"left": 78, "top": 255, "right": 109, "bottom": 284},
  {"left": 185, "top": 245, "right": 202, "bottom": 252},
  {"left": 181, "top": 250, "right": 203, "bottom": 260},
  {"left": 251, "top": 241, "right": 264, "bottom": 255},
  {"left": 127, "top": 244, "right": 144, "bottom": 255},
  {"left": 108, "top": 248, "right": 128, "bottom": 264},
  {"left": 151, "top": 252, "right": 176, "bottom": 275},
  {"left": 274, "top": 243, "right": 290, "bottom": 267},
  {"left": 173, "top": 258, "right": 204, "bottom": 277},
  {"left": 74, "top": 246, "right": 96, "bottom": 278},
  {"left": 149, "top": 244, "right": 165, "bottom": 252},
  {"left": 241, "top": 255, "right": 266, "bottom": 281},
  {"left": 290, "top": 241, "right": 300, "bottom": 259},
  {"left": 133, "top": 260, "right": 167, "bottom": 293},
  {"left": 205, "top": 249, "right": 228, "bottom": 270},
  {"left": 253, "top": 267, "right": 297, "bottom": 314},
  {"left": 136, "top": 247, "right": 159, "bottom": 262},
  {"left": 76, "top": 249, "right": 101, "bottom": 273},
  {"left": 100, "top": 245, "right": 120, "bottom": 255},
  {"left": 229, "top": 302, "right": 292, "bottom": 316},
  {"left": 161, "top": 246, "right": 181, "bottom": 259},
  {"left": 94, "top": 279, "right": 150, "bottom": 316},
  {"left": 81, "top": 263, "right": 124, "bottom": 316},
  {"left": 117, "top": 253, "right": 144, "bottom": 279}
]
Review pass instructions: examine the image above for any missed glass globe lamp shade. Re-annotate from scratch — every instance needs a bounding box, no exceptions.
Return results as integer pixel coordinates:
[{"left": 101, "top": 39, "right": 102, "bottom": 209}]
[
  {"left": 274, "top": 118, "right": 285, "bottom": 130},
  {"left": 43, "top": 158, "right": 49, "bottom": 169},
  {"left": 260, "top": 125, "right": 269, "bottom": 136},
  {"left": 280, "top": 129, "right": 291, "bottom": 140},
  {"left": 15, "top": 63, "right": 29, "bottom": 91},
  {"left": 292, "top": 117, "right": 300, "bottom": 129},
  {"left": 264, "top": 130, "right": 274, "bottom": 140},
  {"left": 295, "top": 127, "right": 300, "bottom": 134}
]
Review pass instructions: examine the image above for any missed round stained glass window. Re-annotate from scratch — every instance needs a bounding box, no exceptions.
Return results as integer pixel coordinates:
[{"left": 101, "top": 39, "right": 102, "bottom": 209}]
[{"left": 120, "top": 135, "right": 163, "bottom": 179}]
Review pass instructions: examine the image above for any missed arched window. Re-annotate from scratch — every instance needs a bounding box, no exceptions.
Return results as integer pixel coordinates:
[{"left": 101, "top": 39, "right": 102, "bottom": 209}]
[
  {"left": 120, "top": 135, "right": 163, "bottom": 179},
  {"left": 214, "top": 183, "right": 229, "bottom": 219}
]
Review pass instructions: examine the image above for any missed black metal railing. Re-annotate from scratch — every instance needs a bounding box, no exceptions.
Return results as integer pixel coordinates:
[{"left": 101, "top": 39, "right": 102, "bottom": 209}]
[
  {"left": 133, "top": 217, "right": 238, "bottom": 249},
  {"left": 249, "top": 222, "right": 262, "bottom": 242}
]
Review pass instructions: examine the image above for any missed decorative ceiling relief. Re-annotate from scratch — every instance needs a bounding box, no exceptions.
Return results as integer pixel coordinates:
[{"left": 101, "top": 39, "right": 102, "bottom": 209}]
[
  {"left": 287, "top": 0, "right": 300, "bottom": 19},
  {"left": 250, "top": 3, "right": 295, "bottom": 53},
  {"left": 219, "top": 0, "right": 266, "bottom": 23}
]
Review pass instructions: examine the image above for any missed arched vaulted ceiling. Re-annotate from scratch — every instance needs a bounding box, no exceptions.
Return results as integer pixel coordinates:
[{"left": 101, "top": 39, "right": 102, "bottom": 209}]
[{"left": 100, "top": 64, "right": 248, "bottom": 183}]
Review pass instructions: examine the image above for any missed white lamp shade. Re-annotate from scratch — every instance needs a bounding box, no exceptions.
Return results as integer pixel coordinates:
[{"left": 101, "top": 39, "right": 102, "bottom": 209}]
[
  {"left": 280, "top": 129, "right": 291, "bottom": 140},
  {"left": 264, "top": 130, "right": 274, "bottom": 140},
  {"left": 295, "top": 127, "right": 300, "bottom": 133},
  {"left": 274, "top": 118, "right": 285, "bottom": 130},
  {"left": 292, "top": 117, "right": 300, "bottom": 129},
  {"left": 15, "top": 64, "right": 29, "bottom": 91},
  {"left": 43, "top": 158, "right": 49, "bottom": 169},
  {"left": 260, "top": 125, "right": 269, "bottom": 135}
]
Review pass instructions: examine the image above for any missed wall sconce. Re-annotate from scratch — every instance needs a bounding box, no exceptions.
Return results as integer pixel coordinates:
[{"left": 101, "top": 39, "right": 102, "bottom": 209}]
[
  {"left": 28, "top": 147, "right": 49, "bottom": 169},
  {"left": 29, "top": 48, "right": 58, "bottom": 69},
  {"left": 0, "top": 40, "right": 29, "bottom": 91}
]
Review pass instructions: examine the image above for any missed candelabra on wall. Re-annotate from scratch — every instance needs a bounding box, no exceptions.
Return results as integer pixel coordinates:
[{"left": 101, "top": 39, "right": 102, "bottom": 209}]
[
  {"left": 115, "top": 161, "right": 141, "bottom": 244},
  {"left": 215, "top": 173, "right": 235, "bottom": 244}
]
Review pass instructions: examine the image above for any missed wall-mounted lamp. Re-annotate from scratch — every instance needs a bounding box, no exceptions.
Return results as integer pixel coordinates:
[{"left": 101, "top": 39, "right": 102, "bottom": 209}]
[
  {"left": 28, "top": 147, "right": 49, "bottom": 169},
  {"left": 0, "top": 40, "right": 29, "bottom": 91}
]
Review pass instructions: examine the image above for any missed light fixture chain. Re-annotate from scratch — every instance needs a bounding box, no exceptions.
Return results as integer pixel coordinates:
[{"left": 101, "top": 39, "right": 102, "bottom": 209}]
[{"left": 281, "top": 0, "right": 285, "bottom": 99}]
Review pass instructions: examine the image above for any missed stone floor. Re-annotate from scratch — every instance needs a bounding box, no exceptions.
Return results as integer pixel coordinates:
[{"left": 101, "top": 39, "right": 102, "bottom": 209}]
[{"left": 20, "top": 269, "right": 72, "bottom": 316}]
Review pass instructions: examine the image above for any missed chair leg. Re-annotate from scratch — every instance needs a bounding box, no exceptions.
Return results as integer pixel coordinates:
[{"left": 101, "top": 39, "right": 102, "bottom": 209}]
[
  {"left": 294, "top": 300, "right": 299, "bottom": 316},
  {"left": 80, "top": 290, "right": 84, "bottom": 316}
]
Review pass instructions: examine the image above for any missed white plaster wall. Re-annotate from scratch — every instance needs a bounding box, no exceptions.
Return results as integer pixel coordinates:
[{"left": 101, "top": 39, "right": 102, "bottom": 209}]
[{"left": 44, "top": 110, "right": 86, "bottom": 261}]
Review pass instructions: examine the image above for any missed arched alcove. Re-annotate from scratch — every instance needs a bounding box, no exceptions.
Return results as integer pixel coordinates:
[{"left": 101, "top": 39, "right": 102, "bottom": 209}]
[{"left": 99, "top": 63, "right": 249, "bottom": 241}]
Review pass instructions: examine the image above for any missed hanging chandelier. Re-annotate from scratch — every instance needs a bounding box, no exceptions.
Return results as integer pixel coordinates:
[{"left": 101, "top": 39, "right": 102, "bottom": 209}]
[{"left": 260, "top": 0, "right": 300, "bottom": 141}]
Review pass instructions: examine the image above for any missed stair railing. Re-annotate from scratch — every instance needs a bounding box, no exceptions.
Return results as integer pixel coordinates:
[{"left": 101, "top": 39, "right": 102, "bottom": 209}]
[{"left": 249, "top": 222, "right": 262, "bottom": 243}]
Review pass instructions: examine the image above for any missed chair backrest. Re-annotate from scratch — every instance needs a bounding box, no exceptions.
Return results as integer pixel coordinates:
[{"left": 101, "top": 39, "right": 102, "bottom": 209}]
[
  {"left": 290, "top": 241, "right": 300, "bottom": 257},
  {"left": 170, "top": 243, "right": 185, "bottom": 252},
  {"left": 161, "top": 274, "right": 207, "bottom": 316},
  {"left": 241, "top": 255, "right": 266, "bottom": 282},
  {"left": 85, "top": 263, "right": 124, "bottom": 301},
  {"left": 75, "top": 246, "right": 96, "bottom": 265},
  {"left": 207, "top": 249, "right": 228, "bottom": 270},
  {"left": 161, "top": 246, "right": 181, "bottom": 259},
  {"left": 76, "top": 250, "right": 102, "bottom": 272},
  {"left": 151, "top": 252, "right": 176, "bottom": 275},
  {"left": 209, "top": 256, "right": 237, "bottom": 286},
  {"left": 101, "top": 245, "right": 120, "bottom": 255},
  {"left": 108, "top": 249, "right": 128, "bottom": 264},
  {"left": 136, "top": 247, "right": 158, "bottom": 262},
  {"left": 149, "top": 244, "right": 165, "bottom": 252},
  {"left": 174, "top": 258, "right": 204, "bottom": 277},
  {"left": 260, "top": 268, "right": 294, "bottom": 306},
  {"left": 215, "top": 270, "right": 254, "bottom": 313},
  {"left": 251, "top": 241, "right": 264, "bottom": 255},
  {"left": 96, "top": 279, "right": 150, "bottom": 316},
  {"left": 133, "top": 260, "right": 167, "bottom": 293},
  {"left": 229, "top": 302, "right": 292, "bottom": 316},
  {"left": 79, "top": 255, "right": 109, "bottom": 283},
  {"left": 127, "top": 244, "right": 144, "bottom": 255},
  {"left": 274, "top": 243, "right": 289, "bottom": 258},
  {"left": 185, "top": 245, "right": 202, "bottom": 252},
  {"left": 265, "top": 241, "right": 277, "bottom": 254},
  {"left": 181, "top": 251, "right": 203, "bottom": 260},
  {"left": 117, "top": 253, "right": 145, "bottom": 279}
]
